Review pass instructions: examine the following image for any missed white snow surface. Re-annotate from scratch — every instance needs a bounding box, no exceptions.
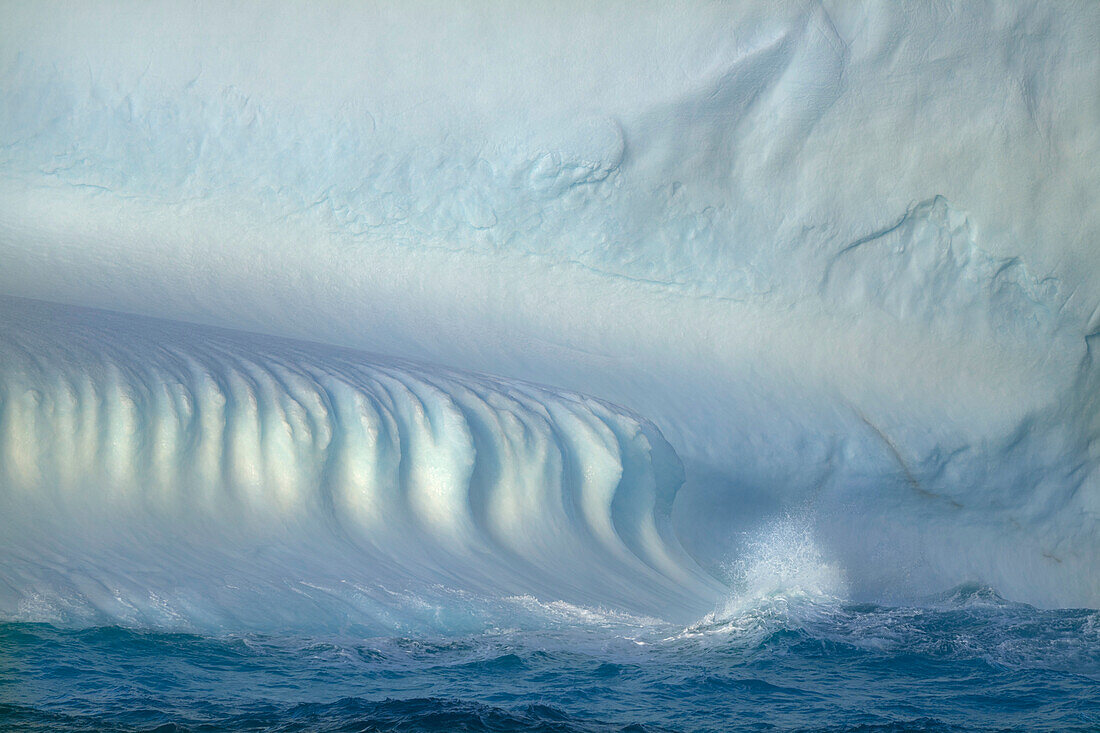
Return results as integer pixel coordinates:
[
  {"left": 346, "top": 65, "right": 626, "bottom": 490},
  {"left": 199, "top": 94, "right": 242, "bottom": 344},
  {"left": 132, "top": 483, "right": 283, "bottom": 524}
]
[{"left": 0, "top": 1, "right": 1098, "bottom": 624}]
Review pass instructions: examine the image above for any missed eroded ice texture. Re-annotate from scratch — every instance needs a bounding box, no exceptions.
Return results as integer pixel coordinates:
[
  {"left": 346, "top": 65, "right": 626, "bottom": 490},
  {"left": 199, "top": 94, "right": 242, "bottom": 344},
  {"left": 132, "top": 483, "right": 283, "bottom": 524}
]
[{"left": 0, "top": 1, "right": 1098, "bottom": 626}]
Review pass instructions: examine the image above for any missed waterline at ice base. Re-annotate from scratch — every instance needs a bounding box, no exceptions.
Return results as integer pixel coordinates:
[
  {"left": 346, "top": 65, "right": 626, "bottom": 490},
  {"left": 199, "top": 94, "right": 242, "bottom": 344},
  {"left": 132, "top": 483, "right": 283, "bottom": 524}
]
[{"left": 1, "top": 2, "right": 1098, "bottom": 731}]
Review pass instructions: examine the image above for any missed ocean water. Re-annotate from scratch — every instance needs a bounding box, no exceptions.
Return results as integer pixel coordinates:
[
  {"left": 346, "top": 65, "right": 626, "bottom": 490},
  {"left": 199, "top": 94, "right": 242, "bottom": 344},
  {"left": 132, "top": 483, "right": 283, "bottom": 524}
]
[{"left": 3, "top": 585, "right": 1098, "bottom": 733}]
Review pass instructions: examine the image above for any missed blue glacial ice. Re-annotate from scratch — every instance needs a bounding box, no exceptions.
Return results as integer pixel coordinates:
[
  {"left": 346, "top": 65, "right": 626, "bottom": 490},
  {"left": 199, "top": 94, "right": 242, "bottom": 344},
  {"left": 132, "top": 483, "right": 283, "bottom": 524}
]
[{"left": 0, "top": 1, "right": 1098, "bottom": 631}]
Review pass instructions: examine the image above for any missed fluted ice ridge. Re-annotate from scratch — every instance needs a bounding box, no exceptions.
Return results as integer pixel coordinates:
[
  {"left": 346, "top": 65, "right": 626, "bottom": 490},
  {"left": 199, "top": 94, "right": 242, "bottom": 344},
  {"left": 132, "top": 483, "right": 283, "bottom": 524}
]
[{"left": 0, "top": 298, "right": 722, "bottom": 629}]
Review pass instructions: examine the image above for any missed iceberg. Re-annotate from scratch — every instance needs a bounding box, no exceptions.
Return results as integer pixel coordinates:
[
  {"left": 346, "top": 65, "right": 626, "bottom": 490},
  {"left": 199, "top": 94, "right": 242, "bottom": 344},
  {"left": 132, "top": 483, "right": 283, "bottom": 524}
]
[{"left": 1, "top": 1, "right": 1098, "bottom": 627}]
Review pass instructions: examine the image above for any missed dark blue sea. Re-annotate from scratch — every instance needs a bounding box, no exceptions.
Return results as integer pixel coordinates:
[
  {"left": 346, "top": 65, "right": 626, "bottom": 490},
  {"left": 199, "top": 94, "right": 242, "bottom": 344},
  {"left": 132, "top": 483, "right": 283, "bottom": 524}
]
[{"left": 3, "top": 585, "right": 1097, "bottom": 732}]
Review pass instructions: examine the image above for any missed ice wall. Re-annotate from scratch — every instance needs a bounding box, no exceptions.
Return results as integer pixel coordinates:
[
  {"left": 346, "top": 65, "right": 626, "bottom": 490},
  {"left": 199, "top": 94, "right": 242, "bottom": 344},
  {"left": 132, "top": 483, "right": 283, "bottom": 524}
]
[{"left": 1, "top": 1, "right": 1098, "bottom": 614}]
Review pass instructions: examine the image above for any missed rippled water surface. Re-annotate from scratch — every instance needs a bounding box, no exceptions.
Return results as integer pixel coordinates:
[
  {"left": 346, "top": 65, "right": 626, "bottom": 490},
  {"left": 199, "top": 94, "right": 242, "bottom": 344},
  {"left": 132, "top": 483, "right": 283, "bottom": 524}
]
[{"left": 3, "top": 587, "right": 1098, "bottom": 732}]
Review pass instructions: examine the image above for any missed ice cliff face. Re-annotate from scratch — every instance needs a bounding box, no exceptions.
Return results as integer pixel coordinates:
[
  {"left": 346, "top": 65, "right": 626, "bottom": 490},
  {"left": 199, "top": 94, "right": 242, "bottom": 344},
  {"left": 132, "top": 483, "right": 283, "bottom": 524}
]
[{"left": 0, "top": 1, "right": 1098, "bottom": 623}]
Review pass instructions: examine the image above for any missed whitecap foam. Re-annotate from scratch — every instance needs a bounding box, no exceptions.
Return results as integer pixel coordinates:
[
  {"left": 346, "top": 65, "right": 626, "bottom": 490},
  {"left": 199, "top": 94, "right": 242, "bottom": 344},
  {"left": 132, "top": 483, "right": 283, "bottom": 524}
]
[{"left": 677, "top": 515, "right": 847, "bottom": 642}]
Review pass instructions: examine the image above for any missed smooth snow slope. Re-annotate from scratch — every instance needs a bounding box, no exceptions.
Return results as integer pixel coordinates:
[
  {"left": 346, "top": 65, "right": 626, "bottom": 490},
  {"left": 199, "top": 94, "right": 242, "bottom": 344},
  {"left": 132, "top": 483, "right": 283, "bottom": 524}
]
[{"left": 1, "top": 1, "right": 1098, "bottom": 615}]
